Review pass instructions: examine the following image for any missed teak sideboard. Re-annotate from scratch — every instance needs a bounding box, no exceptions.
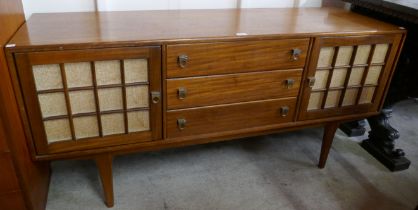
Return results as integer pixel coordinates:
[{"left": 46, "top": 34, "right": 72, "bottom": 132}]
[{"left": 5, "top": 8, "right": 405, "bottom": 207}]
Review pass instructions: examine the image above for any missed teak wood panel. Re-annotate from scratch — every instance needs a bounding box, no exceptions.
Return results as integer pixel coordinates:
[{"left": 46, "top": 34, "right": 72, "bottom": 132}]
[
  {"left": 0, "top": 153, "right": 20, "bottom": 194},
  {"left": 7, "top": 8, "right": 403, "bottom": 50},
  {"left": 0, "top": 117, "right": 9, "bottom": 152},
  {"left": 166, "top": 98, "right": 297, "bottom": 138},
  {"left": 166, "top": 39, "right": 309, "bottom": 78},
  {"left": 167, "top": 69, "right": 302, "bottom": 109},
  {"left": 14, "top": 47, "right": 162, "bottom": 154},
  {"left": 298, "top": 34, "right": 403, "bottom": 120},
  {"left": 0, "top": 1, "right": 52, "bottom": 210},
  {"left": 0, "top": 191, "right": 26, "bottom": 210}
]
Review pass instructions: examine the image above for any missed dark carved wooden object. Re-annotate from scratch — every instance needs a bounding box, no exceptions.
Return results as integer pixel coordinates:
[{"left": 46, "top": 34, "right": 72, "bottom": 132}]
[
  {"left": 339, "top": 119, "right": 367, "bottom": 137},
  {"left": 341, "top": 0, "right": 417, "bottom": 171}
]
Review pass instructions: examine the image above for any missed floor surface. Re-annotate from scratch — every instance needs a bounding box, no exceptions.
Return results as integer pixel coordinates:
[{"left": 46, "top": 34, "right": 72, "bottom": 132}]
[{"left": 46, "top": 100, "right": 418, "bottom": 210}]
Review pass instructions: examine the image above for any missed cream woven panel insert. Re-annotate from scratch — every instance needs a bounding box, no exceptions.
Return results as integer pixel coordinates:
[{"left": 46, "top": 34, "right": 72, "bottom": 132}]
[
  {"left": 308, "top": 43, "right": 389, "bottom": 111},
  {"left": 32, "top": 59, "right": 150, "bottom": 143}
]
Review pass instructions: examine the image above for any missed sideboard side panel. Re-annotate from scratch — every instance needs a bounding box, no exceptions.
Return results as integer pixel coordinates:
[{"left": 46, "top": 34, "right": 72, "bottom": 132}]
[{"left": 0, "top": 1, "right": 50, "bottom": 210}]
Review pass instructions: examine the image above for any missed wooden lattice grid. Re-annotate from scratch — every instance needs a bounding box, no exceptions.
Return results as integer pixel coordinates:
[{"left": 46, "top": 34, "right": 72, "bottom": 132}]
[
  {"left": 32, "top": 59, "right": 151, "bottom": 143},
  {"left": 308, "top": 43, "right": 390, "bottom": 111}
]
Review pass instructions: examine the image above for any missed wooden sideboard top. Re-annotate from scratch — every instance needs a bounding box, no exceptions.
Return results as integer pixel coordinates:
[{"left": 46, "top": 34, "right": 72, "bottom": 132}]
[{"left": 8, "top": 7, "right": 403, "bottom": 50}]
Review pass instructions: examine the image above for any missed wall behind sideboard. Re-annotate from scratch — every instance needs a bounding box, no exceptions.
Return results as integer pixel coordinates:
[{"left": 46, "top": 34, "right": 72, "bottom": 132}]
[{"left": 22, "top": 0, "right": 322, "bottom": 19}]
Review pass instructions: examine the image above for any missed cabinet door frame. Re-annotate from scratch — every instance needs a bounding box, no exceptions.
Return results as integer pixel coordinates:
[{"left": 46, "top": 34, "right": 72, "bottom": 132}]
[
  {"left": 298, "top": 34, "right": 402, "bottom": 121},
  {"left": 14, "top": 47, "right": 162, "bottom": 155}
]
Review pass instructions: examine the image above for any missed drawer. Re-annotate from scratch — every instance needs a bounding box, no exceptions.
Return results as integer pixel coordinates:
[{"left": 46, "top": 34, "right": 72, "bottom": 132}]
[
  {"left": 167, "top": 70, "right": 302, "bottom": 109},
  {"left": 167, "top": 98, "right": 297, "bottom": 138},
  {"left": 166, "top": 39, "right": 309, "bottom": 78}
]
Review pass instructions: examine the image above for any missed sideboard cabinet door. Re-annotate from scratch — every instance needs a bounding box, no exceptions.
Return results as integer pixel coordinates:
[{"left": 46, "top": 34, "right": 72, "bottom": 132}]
[
  {"left": 14, "top": 47, "right": 162, "bottom": 154},
  {"left": 298, "top": 34, "right": 403, "bottom": 120}
]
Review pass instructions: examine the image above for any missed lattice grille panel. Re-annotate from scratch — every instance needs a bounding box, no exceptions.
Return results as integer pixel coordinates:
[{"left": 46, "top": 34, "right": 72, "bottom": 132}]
[
  {"left": 38, "top": 93, "right": 67, "bottom": 118},
  {"left": 128, "top": 111, "right": 150, "bottom": 132},
  {"left": 32, "top": 59, "right": 150, "bottom": 143},
  {"left": 335, "top": 46, "right": 353, "bottom": 66},
  {"left": 372, "top": 44, "right": 389, "bottom": 63},
  {"left": 124, "top": 59, "right": 148, "bottom": 83},
  {"left": 69, "top": 90, "right": 96, "bottom": 114},
  {"left": 348, "top": 67, "right": 364, "bottom": 86},
  {"left": 313, "top": 70, "right": 329, "bottom": 90},
  {"left": 98, "top": 88, "right": 124, "bottom": 111},
  {"left": 359, "top": 87, "right": 376, "bottom": 104},
  {"left": 126, "top": 86, "right": 149, "bottom": 109},
  {"left": 43, "top": 119, "right": 72, "bottom": 143},
  {"left": 95, "top": 60, "right": 122, "bottom": 85},
  {"left": 317, "top": 47, "right": 335, "bottom": 68},
  {"left": 342, "top": 88, "right": 358, "bottom": 106},
  {"left": 308, "top": 92, "right": 325, "bottom": 110},
  {"left": 73, "top": 116, "right": 99, "bottom": 139},
  {"left": 308, "top": 43, "right": 390, "bottom": 111},
  {"left": 101, "top": 113, "right": 125, "bottom": 136},
  {"left": 325, "top": 90, "right": 342, "bottom": 108},
  {"left": 354, "top": 45, "right": 371, "bottom": 65},
  {"left": 33, "top": 64, "right": 63, "bottom": 90},
  {"left": 65, "top": 62, "right": 93, "bottom": 88},
  {"left": 330, "top": 69, "right": 347, "bottom": 88}
]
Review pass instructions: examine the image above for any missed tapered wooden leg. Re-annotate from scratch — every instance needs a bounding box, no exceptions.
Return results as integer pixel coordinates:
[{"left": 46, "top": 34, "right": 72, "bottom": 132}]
[
  {"left": 318, "top": 122, "right": 340, "bottom": 169},
  {"left": 95, "top": 153, "right": 114, "bottom": 207}
]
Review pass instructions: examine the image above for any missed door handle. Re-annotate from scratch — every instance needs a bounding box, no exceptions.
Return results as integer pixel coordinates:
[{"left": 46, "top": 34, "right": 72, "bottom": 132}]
[
  {"left": 307, "top": 77, "right": 316, "bottom": 88},
  {"left": 151, "top": 91, "right": 161, "bottom": 104}
]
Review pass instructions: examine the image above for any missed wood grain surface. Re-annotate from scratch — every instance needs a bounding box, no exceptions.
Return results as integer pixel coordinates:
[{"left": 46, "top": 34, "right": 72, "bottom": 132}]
[
  {"left": 7, "top": 8, "right": 403, "bottom": 50},
  {"left": 2, "top": 7, "right": 408, "bottom": 209},
  {"left": 298, "top": 34, "right": 403, "bottom": 120},
  {"left": 14, "top": 47, "right": 163, "bottom": 155},
  {"left": 167, "top": 69, "right": 302, "bottom": 109},
  {"left": 167, "top": 98, "right": 297, "bottom": 138},
  {"left": 0, "top": 0, "right": 50, "bottom": 210},
  {"left": 166, "top": 39, "right": 308, "bottom": 78}
]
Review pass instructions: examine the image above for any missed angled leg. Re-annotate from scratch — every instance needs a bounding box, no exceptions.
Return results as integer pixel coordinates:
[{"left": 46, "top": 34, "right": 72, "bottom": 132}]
[
  {"left": 95, "top": 153, "right": 114, "bottom": 207},
  {"left": 318, "top": 122, "right": 339, "bottom": 169}
]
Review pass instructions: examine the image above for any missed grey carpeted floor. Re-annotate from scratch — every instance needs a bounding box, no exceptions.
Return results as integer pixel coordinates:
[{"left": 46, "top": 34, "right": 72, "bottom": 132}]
[{"left": 46, "top": 100, "right": 418, "bottom": 210}]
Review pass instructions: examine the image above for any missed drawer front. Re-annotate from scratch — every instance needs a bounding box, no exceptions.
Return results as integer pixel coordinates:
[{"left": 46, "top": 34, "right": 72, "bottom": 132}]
[
  {"left": 167, "top": 98, "right": 297, "bottom": 138},
  {"left": 167, "top": 39, "right": 309, "bottom": 78},
  {"left": 167, "top": 70, "right": 302, "bottom": 109}
]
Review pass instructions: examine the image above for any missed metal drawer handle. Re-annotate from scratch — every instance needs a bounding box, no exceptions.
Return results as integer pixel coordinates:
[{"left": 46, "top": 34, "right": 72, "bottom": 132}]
[
  {"left": 151, "top": 91, "right": 161, "bottom": 104},
  {"left": 280, "top": 106, "right": 290, "bottom": 117},
  {"left": 285, "top": 79, "right": 295, "bottom": 89},
  {"left": 178, "top": 54, "right": 189, "bottom": 68},
  {"left": 307, "top": 77, "right": 316, "bottom": 88},
  {"left": 178, "top": 87, "right": 187, "bottom": 100},
  {"left": 291, "top": 48, "right": 302, "bottom": 61},
  {"left": 177, "top": 118, "right": 187, "bottom": 130}
]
